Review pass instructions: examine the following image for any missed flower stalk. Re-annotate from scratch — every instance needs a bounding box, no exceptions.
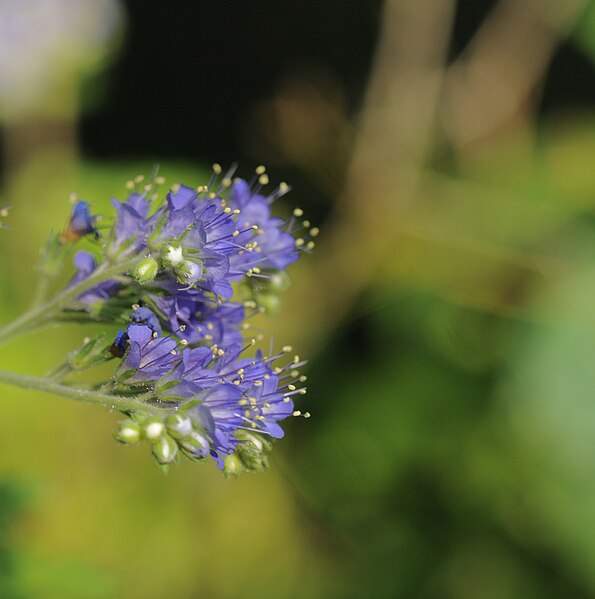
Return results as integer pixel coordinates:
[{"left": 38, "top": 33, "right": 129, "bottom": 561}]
[{"left": 0, "top": 369, "right": 167, "bottom": 415}]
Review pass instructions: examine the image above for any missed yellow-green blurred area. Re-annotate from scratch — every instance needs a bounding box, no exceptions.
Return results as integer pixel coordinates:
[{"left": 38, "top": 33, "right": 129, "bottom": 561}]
[{"left": 5, "top": 0, "right": 595, "bottom": 598}]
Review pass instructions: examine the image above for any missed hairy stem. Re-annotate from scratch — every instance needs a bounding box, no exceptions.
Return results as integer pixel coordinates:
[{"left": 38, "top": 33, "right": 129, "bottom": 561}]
[
  {"left": 0, "top": 369, "right": 169, "bottom": 415},
  {"left": 0, "top": 256, "right": 141, "bottom": 348}
]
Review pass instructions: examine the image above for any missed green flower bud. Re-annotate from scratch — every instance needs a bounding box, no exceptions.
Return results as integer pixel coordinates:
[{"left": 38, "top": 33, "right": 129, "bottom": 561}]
[
  {"left": 223, "top": 453, "right": 244, "bottom": 478},
  {"left": 152, "top": 434, "right": 178, "bottom": 464},
  {"left": 143, "top": 417, "right": 165, "bottom": 440},
  {"left": 132, "top": 256, "right": 159, "bottom": 285},
  {"left": 161, "top": 243, "right": 184, "bottom": 267},
  {"left": 114, "top": 420, "right": 142, "bottom": 444},
  {"left": 179, "top": 431, "right": 210, "bottom": 461},
  {"left": 235, "top": 431, "right": 271, "bottom": 472},
  {"left": 165, "top": 414, "right": 193, "bottom": 438},
  {"left": 160, "top": 243, "right": 203, "bottom": 287}
]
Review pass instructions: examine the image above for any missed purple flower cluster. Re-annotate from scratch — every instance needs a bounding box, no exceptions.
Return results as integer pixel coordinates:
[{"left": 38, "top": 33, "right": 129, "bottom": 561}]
[
  {"left": 64, "top": 168, "right": 315, "bottom": 472},
  {"left": 115, "top": 321, "right": 307, "bottom": 467}
]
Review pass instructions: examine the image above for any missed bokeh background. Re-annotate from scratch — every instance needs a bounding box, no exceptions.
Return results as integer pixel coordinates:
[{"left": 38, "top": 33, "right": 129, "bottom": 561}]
[{"left": 2, "top": 0, "right": 595, "bottom": 597}]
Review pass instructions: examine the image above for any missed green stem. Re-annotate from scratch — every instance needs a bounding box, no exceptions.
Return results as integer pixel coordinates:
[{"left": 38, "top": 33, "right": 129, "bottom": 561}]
[
  {"left": 0, "top": 369, "right": 169, "bottom": 415},
  {"left": 0, "top": 257, "right": 141, "bottom": 348}
]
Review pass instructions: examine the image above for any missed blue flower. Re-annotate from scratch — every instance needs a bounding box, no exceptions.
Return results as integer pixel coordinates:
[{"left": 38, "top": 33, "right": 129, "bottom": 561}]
[
  {"left": 182, "top": 346, "right": 306, "bottom": 465},
  {"left": 70, "top": 251, "right": 119, "bottom": 304},
  {"left": 118, "top": 324, "right": 179, "bottom": 383},
  {"left": 229, "top": 179, "right": 299, "bottom": 274},
  {"left": 149, "top": 286, "right": 245, "bottom": 347},
  {"left": 61, "top": 201, "right": 98, "bottom": 242},
  {"left": 129, "top": 306, "right": 161, "bottom": 334},
  {"left": 59, "top": 168, "right": 312, "bottom": 473},
  {"left": 109, "top": 193, "right": 152, "bottom": 257}
]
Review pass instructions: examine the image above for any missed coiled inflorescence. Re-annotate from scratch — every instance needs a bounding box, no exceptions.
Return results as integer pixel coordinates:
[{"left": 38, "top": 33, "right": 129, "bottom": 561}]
[{"left": 59, "top": 165, "right": 315, "bottom": 475}]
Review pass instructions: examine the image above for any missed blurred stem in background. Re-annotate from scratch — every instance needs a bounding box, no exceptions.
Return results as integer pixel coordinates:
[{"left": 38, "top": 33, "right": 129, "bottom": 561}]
[
  {"left": 270, "top": 0, "right": 592, "bottom": 353},
  {"left": 278, "top": 0, "right": 457, "bottom": 351}
]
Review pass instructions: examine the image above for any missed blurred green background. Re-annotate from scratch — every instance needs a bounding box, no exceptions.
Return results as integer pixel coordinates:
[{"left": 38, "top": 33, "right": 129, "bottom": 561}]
[{"left": 3, "top": 0, "right": 595, "bottom": 597}]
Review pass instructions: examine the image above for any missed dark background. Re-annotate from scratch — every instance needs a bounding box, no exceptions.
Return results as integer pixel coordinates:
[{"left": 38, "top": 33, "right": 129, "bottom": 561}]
[{"left": 82, "top": 0, "right": 595, "bottom": 166}]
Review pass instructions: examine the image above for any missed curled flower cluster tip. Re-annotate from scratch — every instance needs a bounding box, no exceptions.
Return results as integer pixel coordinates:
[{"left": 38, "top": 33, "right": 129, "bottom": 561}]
[{"left": 28, "top": 165, "right": 316, "bottom": 476}]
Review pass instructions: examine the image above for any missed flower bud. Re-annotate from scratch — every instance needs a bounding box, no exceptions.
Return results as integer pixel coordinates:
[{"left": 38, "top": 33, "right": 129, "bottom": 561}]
[
  {"left": 165, "top": 414, "right": 193, "bottom": 438},
  {"left": 143, "top": 417, "right": 165, "bottom": 440},
  {"left": 161, "top": 243, "right": 203, "bottom": 287},
  {"left": 161, "top": 243, "right": 184, "bottom": 267},
  {"left": 235, "top": 431, "right": 272, "bottom": 471},
  {"left": 132, "top": 256, "right": 159, "bottom": 285},
  {"left": 174, "top": 259, "right": 203, "bottom": 287},
  {"left": 152, "top": 434, "right": 178, "bottom": 464},
  {"left": 223, "top": 453, "right": 244, "bottom": 478},
  {"left": 179, "top": 431, "right": 210, "bottom": 460},
  {"left": 114, "top": 419, "right": 142, "bottom": 444},
  {"left": 60, "top": 201, "right": 98, "bottom": 243}
]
